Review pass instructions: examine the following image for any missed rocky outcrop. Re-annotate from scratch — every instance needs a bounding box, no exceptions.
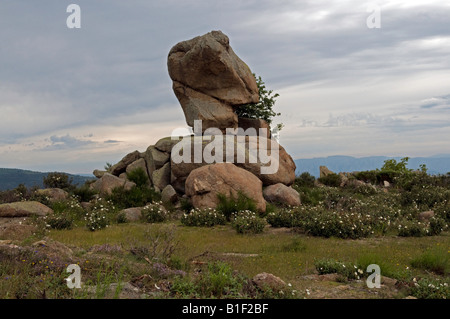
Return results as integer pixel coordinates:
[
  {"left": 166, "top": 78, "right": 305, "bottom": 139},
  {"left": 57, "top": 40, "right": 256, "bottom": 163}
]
[
  {"left": 161, "top": 185, "right": 178, "bottom": 204},
  {"left": 152, "top": 162, "right": 171, "bottom": 191},
  {"left": 119, "top": 207, "right": 143, "bottom": 222},
  {"left": 35, "top": 188, "right": 69, "bottom": 203},
  {"left": 320, "top": 166, "right": 334, "bottom": 178},
  {"left": 252, "top": 272, "right": 287, "bottom": 292},
  {"left": 170, "top": 135, "right": 296, "bottom": 188},
  {"left": 168, "top": 30, "right": 259, "bottom": 132},
  {"left": 126, "top": 158, "right": 151, "bottom": 186},
  {"left": 90, "top": 31, "right": 300, "bottom": 210},
  {"left": 185, "top": 163, "right": 266, "bottom": 213},
  {"left": 0, "top": 201, "right": 53, "bottom": 217},
  {"left": 263, "top": 183, "right": 301, "bottom": 207},
  {"left": 238, "top": 118, "right": 271, "bottom": 138},
  {"left": 90, "top": 173, "right": 135, "bottom": 195},
  {"left": 110, "top": 151, "right": 141, "bottom": 176}
]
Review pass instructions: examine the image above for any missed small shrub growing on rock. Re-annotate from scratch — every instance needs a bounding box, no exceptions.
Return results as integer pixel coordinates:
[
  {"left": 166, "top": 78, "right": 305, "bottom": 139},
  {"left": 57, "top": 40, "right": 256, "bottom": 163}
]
[
  {"left": 180, "top": 208, "right": 226, "bottom": 227},
  {"left": 127, "top": 167, "right": 149, "bottom": 189},
  {"left": 231, "top": 210, "right": 266, "bottom": 234}
]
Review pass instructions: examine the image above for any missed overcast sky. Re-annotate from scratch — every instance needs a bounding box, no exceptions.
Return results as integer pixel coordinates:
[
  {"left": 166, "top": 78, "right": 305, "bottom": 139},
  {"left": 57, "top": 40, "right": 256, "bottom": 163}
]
[{"left": 1, "top": 0, "right": 449, "bottom": 174}]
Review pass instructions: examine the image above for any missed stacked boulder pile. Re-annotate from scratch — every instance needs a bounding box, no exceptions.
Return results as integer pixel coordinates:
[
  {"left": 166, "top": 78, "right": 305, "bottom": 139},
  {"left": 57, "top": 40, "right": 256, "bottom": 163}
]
[{"left": 92, "top": 31, "right": 299, "bottom": 212}]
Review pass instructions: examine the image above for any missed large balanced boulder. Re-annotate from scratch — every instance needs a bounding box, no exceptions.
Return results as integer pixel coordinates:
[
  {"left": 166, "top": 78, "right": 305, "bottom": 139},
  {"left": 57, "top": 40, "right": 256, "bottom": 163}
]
[
  {"left": 185, "top": 163, "right": 266, "bottom": 213},
  {"left": 168, "top": 30, "right": 259, "bottom": 131},
  {"left": 263, "top": 183, "right": 301, "bottom": 207},
  {"left": 0, "top": 201, "right": 53, "bottom": 217}
]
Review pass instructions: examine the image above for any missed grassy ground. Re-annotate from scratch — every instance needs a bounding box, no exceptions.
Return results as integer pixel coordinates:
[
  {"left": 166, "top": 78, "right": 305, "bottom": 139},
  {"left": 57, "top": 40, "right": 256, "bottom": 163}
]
[{"left": 46, "top": 221, "right": 449, "bottom": 299}]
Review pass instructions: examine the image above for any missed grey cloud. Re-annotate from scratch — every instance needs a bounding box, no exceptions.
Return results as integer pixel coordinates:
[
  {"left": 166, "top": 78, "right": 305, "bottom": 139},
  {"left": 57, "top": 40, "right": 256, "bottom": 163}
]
[
  {"left": 420, "top": 94, "right": 450, "bottom": 109},
  {"left": 42, "top": 134, "right": 94, "bottom": 151},
  {"left": 298, "top": 112, "right": 407, "bottom": 128}
]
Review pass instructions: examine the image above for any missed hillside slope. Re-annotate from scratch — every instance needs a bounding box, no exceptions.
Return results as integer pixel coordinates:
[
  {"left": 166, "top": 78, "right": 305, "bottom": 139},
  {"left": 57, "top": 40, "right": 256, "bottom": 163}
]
[{"left": 0, "top": 168, "right": 94, "bottom": 191}]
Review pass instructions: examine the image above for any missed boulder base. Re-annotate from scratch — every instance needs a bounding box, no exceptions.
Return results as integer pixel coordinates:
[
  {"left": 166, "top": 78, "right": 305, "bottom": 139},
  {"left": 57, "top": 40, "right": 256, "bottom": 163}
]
[{"left": 185, "top": 163, "right": 266, "bottom": 213}]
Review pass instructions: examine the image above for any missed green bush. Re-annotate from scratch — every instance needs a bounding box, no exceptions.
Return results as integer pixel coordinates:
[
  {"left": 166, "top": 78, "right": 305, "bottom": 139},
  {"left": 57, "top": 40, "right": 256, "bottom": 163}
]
[
  {"left": 72, "top": 184, "right": 97, "bottom": 202},
  {"left": 266, "top": 208, "right": 301, "bottom": 228},
  {"left": 216, "top": 191, "right": 257, "bottom": 221},
  {"left": 141, "top": 202, "right": 169, "bottom": 223},
  {"left": 410, "top": 278, "right": 450, "bottom": 299},
  {"left": 295, "top": 172, "right": 316, "bottom": 188},
  {"left": 434, "top": 200, "right": 450, "bottom": 221},
  {"left": 318, "top": 173, "right": 342, "bottom": 187},
  {"left": 297, "top": 187, "right": 326, "bottom": 206},
  {"left": 45, "top": 213, "right": 73, "bottom": 230},
  {"left": 43, "top": 172, "right": 73, "bottom": 190},
  {"left": 171, "top": 262, "right": 245, "bottom": 298},
  {"left": 84, "top": 198, "right": 116, "bottom": 231},
  {"left": 314, "top": 258, "right": 364, "bottom": 281},
  {"left": 429, "top": 217, "right": 448, "bottom": 236},
  {"left": 106, "top": 185, "right": 160, "bottom": 209},
  {"left": 48, "top": 197, "right": 85, "bottom": 222},
  {"left": 231, "top": 210, "right": 266, "bottom": 234},
  {"left": 180, "top": 208, "right": 226, "bottom": 227},
  {"left": 197, "top": 262, "right": 244, "bottom": 298},
  {"left": 299, "top": 208, "right": 375, "bottom": 239},
  {"left": 397, "top": 219, "right": 428, "bottom": 237},
  {"left": 411, "top": 248, "right": 449, "bottom": 275},
  {"left": 400, "top": 185, "right": 449, "bottom": 209},
  {"left": 126, "top": 167, "right": 150, "bottom": 189}
]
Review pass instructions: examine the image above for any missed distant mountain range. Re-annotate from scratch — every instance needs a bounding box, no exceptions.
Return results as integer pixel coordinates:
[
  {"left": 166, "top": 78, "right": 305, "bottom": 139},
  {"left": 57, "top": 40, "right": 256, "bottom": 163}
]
[
  {"left": 0, "top": 168, "right": 94, "bottom": 191},
  {"left": 295, "top": 155, "right": 450, "bottom": 177}
]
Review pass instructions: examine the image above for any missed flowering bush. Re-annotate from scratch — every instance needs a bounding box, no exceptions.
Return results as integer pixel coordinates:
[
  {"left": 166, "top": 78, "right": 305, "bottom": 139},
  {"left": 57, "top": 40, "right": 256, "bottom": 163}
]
[
  {"left": 397, "top": 217, "right": 448, "bottom": 237},
  {"left": 141, "top": 201, "right": 169, "bottom": 223},
  {"left": 410, "top": 278, "right": 450, "bottom": 299},
  {"left": 266, "top": 208, "right": 301, "bottom": 228},
  {"left": 84, "top": 198, "right": 116, "bottom": 231},
  {"left": 45, "top": 213, "right": 73, "bottom": 230},
  {"left": 314, "top": 258, "right": 364, "bottom": 281},
  {"left": 231, "top": 210, "right": 266, "bottom": 234},
  {"left": 180, "top": 208, "right": 226, "bottom": 227}
]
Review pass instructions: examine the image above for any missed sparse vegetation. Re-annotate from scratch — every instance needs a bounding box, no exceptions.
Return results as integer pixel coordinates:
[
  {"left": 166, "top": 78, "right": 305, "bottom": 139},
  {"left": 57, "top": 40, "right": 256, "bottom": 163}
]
[{"left": 0, "top": 157, "right": 449, "bottom": 300}]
